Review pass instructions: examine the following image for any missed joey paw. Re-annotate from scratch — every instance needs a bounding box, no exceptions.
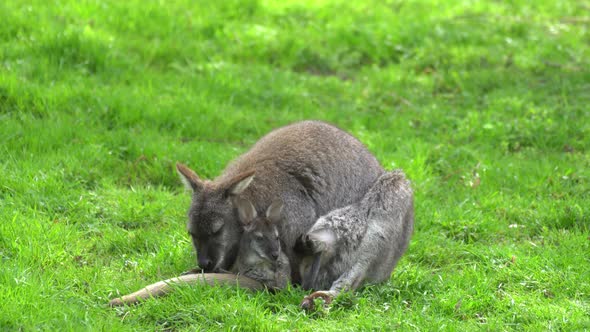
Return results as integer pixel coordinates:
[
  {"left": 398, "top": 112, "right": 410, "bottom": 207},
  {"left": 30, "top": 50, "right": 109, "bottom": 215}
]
[{"left": 300, "top": 291, "right": 334, "bottom": 311}]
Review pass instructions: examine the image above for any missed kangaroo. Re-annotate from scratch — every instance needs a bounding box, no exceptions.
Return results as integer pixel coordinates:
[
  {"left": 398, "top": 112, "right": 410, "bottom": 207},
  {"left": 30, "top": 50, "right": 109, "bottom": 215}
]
[
  {"left": 296, "top": 170, "right": 414, "bottom": 310},
  {"left": 176, "top": 120, "right": 384, "bottom": 283},
  {"left": 232, "top": 198, "right": 291, "bottom": 289}
]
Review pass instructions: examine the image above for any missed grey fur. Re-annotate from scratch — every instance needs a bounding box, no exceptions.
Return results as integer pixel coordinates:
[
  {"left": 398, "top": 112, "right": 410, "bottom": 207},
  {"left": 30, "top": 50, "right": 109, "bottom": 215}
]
[
  {"left": 177, "top": 120, "right": 384, "bottom": 281},
  {"left": 299, "top": 170, "right": 414, "bottom": 299},
  {"left": 232, "top": 199, "right": 290, "bottom": 289}
]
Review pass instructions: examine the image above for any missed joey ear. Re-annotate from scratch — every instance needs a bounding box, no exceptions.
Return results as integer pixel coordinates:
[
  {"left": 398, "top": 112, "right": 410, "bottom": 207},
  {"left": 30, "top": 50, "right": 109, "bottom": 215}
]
[
  {"left": 226, "top": 170, "right": 255, "bottom": 196},
  {"left": 235, "top": 197, "right": 257, "bottom": 226},
  {"left": 266, "top": 200, "right": 284, "bottom": 223},
  {"left": 176, "top": 163, "right": 204, "bottom": 193}
]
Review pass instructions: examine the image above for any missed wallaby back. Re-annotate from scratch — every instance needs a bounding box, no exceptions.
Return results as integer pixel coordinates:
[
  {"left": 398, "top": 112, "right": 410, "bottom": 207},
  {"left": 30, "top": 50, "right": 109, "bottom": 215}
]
[{"left": 177, "top": 120, "right": 384, "bottom": 280}]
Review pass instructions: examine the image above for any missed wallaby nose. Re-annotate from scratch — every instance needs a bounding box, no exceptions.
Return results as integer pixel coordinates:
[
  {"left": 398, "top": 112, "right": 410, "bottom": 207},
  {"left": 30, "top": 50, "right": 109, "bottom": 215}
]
[
  {"left": 271, "top": 251, "right": 279, "bottom": 259},
  {"left": 198, "top": 257, "right": 212, "bottom": 271}
]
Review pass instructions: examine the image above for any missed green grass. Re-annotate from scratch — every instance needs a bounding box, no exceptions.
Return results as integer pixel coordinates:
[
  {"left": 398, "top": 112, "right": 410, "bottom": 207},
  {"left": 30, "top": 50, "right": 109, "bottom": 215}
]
[{"left": 1, "top": 0, "right": 589, "bottom": 330}]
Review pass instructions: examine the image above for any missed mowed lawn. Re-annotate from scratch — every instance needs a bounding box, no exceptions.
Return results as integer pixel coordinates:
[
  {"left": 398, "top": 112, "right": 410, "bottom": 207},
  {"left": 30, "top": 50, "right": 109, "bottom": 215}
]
[{"left": 1, "top": 0, "right": 589, "bottom": 330}]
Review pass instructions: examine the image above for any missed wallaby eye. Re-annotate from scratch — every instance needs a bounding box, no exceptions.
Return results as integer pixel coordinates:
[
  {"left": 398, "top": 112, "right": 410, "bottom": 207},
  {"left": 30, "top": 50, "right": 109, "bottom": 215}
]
[{"left": 210, "top": 221, "right": 224, "bottom": 235}]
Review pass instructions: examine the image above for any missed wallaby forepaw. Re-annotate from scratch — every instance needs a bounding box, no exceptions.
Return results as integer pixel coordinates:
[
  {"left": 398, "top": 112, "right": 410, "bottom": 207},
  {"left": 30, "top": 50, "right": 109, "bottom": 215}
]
[
  {"left": 300, "top": 291, "right": 334, "bottom": 311},
  {"left": 180, "top": 268, "right": 203, "bottom": 276}
]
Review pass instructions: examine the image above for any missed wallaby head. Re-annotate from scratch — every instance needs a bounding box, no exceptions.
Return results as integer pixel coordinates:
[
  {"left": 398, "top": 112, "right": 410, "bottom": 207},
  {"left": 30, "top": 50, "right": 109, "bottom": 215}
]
[
  {"left": 176, "top": 163, "right": 255, "bottom": 272},
  {"left": 234, "top": 199, "right": 290, "bottom": 289}
]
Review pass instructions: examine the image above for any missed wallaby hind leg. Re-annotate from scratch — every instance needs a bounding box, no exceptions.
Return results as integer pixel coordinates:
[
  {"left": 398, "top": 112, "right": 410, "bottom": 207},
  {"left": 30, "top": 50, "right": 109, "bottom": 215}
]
[
  {"left": 302, "top": 253, "right": 321, "bottom": 290},
  {"left": 299, "top": 229, "right": 336, "bottom": 290},
  {"left": 300, "top": 260, "right": 369, "bottom": 310},
  {"left": 300, "top": 224, "right": 385, "bottom": 310}
]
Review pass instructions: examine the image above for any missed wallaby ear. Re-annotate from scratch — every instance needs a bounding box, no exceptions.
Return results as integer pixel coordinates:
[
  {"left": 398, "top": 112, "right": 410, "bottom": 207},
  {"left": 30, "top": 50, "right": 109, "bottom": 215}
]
[
  {"left": 226, "top": 170, "right": 256, "bottom": 196},
  {"left": 176, "top": 163, "right": 204, "bottom": 193},
  {"left": 266, "top": 200, "right": 283, "bottom": 223},
  {"left": 235, "top": 197, "right": 257, "bottom": 226}
]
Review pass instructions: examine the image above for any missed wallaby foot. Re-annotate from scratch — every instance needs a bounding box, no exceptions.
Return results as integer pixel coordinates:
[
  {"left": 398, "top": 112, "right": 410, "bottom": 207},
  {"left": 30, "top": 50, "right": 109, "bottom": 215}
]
[{"left": 300, "top": 291, "right": 336, "bottom": 311}]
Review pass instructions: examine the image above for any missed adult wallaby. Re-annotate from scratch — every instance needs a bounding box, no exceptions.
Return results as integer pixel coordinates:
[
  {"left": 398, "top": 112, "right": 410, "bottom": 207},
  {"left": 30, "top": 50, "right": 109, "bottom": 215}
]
[
  {"left": 232, "top": 198, "right": 291, "bottom": 289},
  {"left": 176, "top": 120, "right": 384, "bottom": 283},
  {"left": 297, "top": 170, "right": 414, "bottom": 309}
]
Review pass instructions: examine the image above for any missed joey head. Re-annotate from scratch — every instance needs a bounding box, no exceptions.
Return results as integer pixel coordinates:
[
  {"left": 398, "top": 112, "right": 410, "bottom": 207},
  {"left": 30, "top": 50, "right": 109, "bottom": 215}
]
[{"left": 232, "top": 198, "right": 290, "bottom": 289}]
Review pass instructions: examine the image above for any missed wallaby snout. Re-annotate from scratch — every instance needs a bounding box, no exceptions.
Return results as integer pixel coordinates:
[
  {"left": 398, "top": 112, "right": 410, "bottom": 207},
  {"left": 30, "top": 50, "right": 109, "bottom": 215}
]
[{"left": 198, "top": 256, "right": 213, "bottom": 271}]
